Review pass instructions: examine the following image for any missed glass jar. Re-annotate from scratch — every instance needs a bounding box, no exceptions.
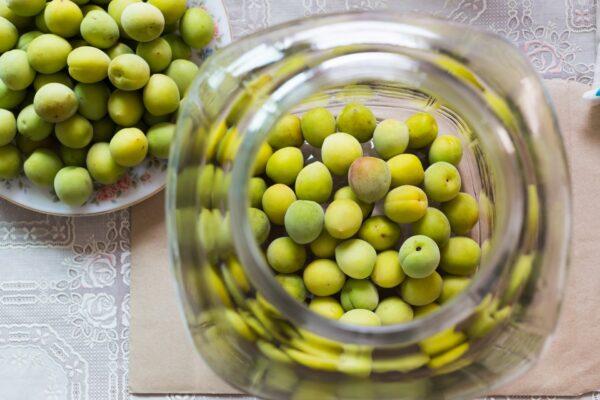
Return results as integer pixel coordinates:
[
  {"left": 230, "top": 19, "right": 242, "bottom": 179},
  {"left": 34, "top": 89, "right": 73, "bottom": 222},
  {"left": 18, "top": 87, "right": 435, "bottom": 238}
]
[{"left": 168, "top": 12, "right": 571, "bottom": 400}]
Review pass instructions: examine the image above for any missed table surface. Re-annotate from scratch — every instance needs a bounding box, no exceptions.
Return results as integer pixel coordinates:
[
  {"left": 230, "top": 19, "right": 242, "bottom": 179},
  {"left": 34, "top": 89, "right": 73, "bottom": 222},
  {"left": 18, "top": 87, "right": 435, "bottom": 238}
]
[{"left": 0, "top": 1, "right": 596, "bottom": 399}]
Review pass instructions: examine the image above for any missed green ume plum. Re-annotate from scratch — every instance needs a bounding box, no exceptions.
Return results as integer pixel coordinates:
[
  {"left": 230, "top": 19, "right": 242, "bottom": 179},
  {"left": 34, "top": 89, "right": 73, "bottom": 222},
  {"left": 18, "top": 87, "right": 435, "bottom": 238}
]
[
  {"left": 162, "top": 19, "right": 180, "bottom": 35},
  {"left": 143, "top": 74, "right": 180, "bottom": 116},
  {"left": 16, "top": 30, "right": 42, "bottom": 50},
  {"left": 0, "top": 80, "right": 26, "bottom": 110},
  {"left": 375, "top": 297, "right": 413, "bottom": 325},
  {"left": 412, "top": 207, "right": 451, "bottom": 246},
  {"left": 197, "top": 208, "right": 219, "bottom": 257},
  {"left": 429, "top": 135, "right": 463, "bottom": 165},
  {"left": 309, "top": 297, "right": 344, "bottom": 320},
  {"left": 108, "top": 90, "right": 143, "bottom": 126},
  {"left": 339, "top": 309, "right": 380, "bottom": 326},
  {"left": 424, "top": 162, "right": 461, "bottom": 202},
  {"left": 266, "top": 237, "right": 306, "bottom": 273},
  {"left": 136, "top": 37, "right": 172, "bottom": 72},
  {"left": 33, "top": 72, "right": 73, "bottom": 90},
  {"left": 371, "top": 250, "right": 405, "bottom": 288},
  {"left": 284, "top": 200, "right": 324, "bottom": 244},
  {"left": 0, "top": 110, "right": 16, "bottom": 146},
  {"left": 147, "top": 122, "right": 174, "bottom": 159},
  {"left": 248, "top": 207, "right": 270, "bottom": 244},
  {"left": 267, "top": 114, "right": 303, "bottom": 149},
  {"left": 44, "top": 0, "right": 83, "bottom": 38},
  {"left": 387, "top": 153, "right": 424, "bottom": 187},
  {"left": 324, "top": 199, "right": 362, "bottom": 240},
  {"left": 109, "top": 127, "right": 148, "bottom": 167},
  {"left": 60, "top": 145, "right": 87, "bottom": 166},
  {"left": 56, "top": 114, "right": 93, "bottom": 149},
  {"left": 384, "top": 185, "right": 428, "bottom": 223},
  {"left": 67, "top": 47, "right": 111, "bottom": 83},
  {"left": 399, "top": 235, "right": 440, "bottom": 279},
  {"left": 34, "top": 83, "right": 78, "bottom": 123},
  {"left": 373, "top": 119, "right": 409, "bottom": 159},
  {"left": 275, "top": 274, "right": 306, "bottom": 303},
  {"left": 294, "top": 161, "right": 332, "bottom": 203},
  {"left": 80, "top": 10, "right": 119, "bottom": 49},
  {"left": 6, "top": 0, "right": 45, "bottom": 17},
  {"left": 341, "top": 279, "right": 379, "bottom": 311},
  {"left": 23, "top": 148, "right": 63, "bottom": 187},
  {"left": 53, "top": 166, "right": 93, "bottom": 206},
  {"left": 106, "top": 42, "right": 133, "bottom": 59},
  {"left": 0, "top": 49, "right": 35, "bottom": 90},
  {"left": 440, "top": 237, "right": 481, "bottom": 276},
  {"left": 261, "top": 183, "right": 296, "bottom": 225},
  {"left": 34, "top": 10, "right": 48, "bottom": 33},
  {"left": 439, "top": 276, "right": 471, "bottom": 304},
  {"left": 86, "top": 142, "right": 125, "bottom": 184},
  {"left": 148, "top": 0, "right": 186, "bottom": 25},
  {"left": 74, "top": 82, "right": 110, "bottom": 121},
  {"left": 358, "top": 216, "right": 401, "bottom": 251},
  {"left": 335, "top": 239, "right": 377, "bottom": 279},
  {"left": 266, "top": 147, "right": 303, "bottom": 185},
  {"left": 300, "top": 107, "right": 335, "bottom": 147},
  {"left": 441, "top": 192, "right": 479, "bottom": 235},
  {"left": 406, "top": 112, "right": 438, "bottom": 149},
  {"left": 179, "top": 7, "right": 214, "bottom": 49},
  {"left": 334, "top": 186, "right": 373, "bottom": 219},
  {"left": 197, "top": 165, "right": 214, "bottom": 207},
  {"left": 108, "top": 54, "right": 150, "bottom": 90},
  {"left": 107, "top": 0, "right": 140, "bottom": 35},
  {"left": 17, "top": 104, "right": 53, "bottom": 141},
  {"left": 309, "top": 230, "right": 340, "bottom": 259},
  {"left": 121, "top": 2, "right": 165, "bottom": 42},
  {"left": 321, "top": 132, "right": 363, "bottom": 175},
  {"left": 303, "top": 259, "right": 345, "bottom": 296},
  {"left": 0, "top": 144, "right": 22, "bottom": 179},
  {"left": 336, "top": 103, "right": 376, "bottom": 143},
  {"left": 401, "top": 271, "right": 443, "bottom": 306},
  {"left": 0, "top": 16, "right": 18, "bottom": 52},
  {"left": 348, "top": 156, "right": 391, "bottom": 203},
  {"left": 165, "top": 59, "right": 198, "bottom": 96},
  {"left": 163, "top": 33, "right": 190, "bottom": 60},
  {"left": 0, "top": 1, "right": 32, "bottom": 28},
  {"left": 248, "top": 177, "right": 266, "bottom": 208}
]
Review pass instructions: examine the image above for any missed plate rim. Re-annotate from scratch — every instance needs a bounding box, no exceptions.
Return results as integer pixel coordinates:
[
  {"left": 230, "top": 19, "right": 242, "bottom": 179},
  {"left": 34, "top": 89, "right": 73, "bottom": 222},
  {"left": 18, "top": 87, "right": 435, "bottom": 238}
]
[{"left": 0, "top": 185, "right": 166, "bottom": 217}]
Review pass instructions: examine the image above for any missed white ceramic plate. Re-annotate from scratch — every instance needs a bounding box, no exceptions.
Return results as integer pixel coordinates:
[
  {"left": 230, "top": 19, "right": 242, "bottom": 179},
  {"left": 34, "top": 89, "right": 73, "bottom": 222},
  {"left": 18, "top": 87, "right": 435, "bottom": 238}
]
[{"left": 0, "top": 0, "right": 232, "bottom": 217}]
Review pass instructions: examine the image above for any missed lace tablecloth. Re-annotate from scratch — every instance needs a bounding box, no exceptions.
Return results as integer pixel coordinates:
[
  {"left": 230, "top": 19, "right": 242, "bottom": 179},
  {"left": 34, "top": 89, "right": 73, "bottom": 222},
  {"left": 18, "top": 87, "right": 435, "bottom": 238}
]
[{"left": 0, "top": 1, "right": 596, "bottom": 399}]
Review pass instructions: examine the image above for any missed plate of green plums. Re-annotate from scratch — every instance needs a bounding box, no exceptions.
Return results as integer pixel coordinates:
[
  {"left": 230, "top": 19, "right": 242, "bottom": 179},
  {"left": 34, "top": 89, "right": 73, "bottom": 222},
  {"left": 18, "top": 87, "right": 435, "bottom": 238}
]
[{"left": 0, "top": 0, "right": 231, "bottom": 216}]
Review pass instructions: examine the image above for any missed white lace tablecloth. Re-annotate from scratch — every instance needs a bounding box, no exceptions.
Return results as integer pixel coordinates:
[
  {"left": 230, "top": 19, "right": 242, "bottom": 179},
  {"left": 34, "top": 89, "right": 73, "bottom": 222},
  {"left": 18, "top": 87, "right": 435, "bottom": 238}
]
[{"left": 0, "top": 1, "right": 596, "bottom": 399}]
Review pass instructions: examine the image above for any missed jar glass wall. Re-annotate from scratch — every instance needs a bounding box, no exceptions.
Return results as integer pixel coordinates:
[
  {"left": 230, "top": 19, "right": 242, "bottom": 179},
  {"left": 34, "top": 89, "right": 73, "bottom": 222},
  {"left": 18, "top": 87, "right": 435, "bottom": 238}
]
[{"left": 168, "top": 13, "right": 570, "bottom": 399}]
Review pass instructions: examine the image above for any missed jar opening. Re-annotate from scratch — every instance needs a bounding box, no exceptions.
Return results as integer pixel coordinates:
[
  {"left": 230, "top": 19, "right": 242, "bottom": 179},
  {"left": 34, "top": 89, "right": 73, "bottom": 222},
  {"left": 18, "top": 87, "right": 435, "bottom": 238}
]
[{"left": 227, "top": 45, "right": 525, "bottom": 346}]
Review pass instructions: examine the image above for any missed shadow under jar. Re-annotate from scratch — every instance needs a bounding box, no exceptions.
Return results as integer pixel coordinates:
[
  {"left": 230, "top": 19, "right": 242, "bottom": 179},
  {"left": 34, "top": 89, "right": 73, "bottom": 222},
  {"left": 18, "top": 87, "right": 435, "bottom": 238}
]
[{"left": 168, "top": 12, "right": 571, "bottom": 400}]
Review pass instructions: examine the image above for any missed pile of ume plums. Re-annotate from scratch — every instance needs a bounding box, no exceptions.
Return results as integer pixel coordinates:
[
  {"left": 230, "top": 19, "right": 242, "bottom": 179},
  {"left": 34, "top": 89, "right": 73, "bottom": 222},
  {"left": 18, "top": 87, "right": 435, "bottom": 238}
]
[
  {"left": 0, "top": 0, "right": 213, "bottom": 206},
  {"left": 248, "top": 104, "right": 481, "bottom": 326}
]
